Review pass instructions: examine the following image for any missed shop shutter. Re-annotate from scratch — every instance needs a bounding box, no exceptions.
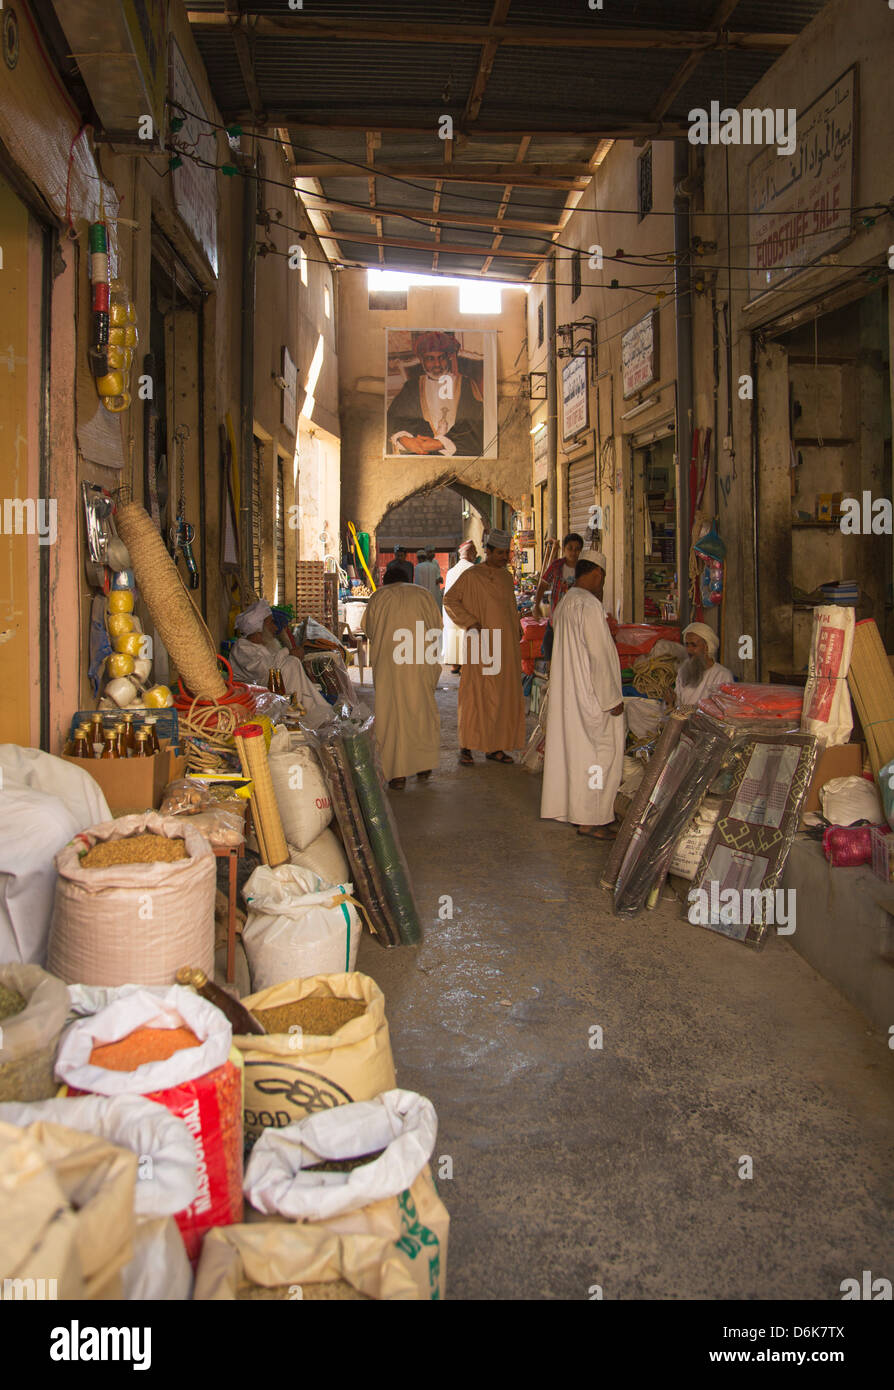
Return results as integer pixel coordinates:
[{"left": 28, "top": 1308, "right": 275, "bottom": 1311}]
[
  {"left": 566, "top": 456, "right": 595, "bottom": 540},
  {"left": 275, "top": 459, "right": 286, "bottom": 605},
  {"left": 252, "top": 437, "right": 264, "bottom": 596}
]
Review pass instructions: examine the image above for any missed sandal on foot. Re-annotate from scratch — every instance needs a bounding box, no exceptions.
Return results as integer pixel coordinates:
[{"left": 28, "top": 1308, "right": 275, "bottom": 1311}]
[
  {"left": 577, "top": 824, "right": 616, "bottom": 840},
  {"left": 388, "top": 777, "right": 407, "bottom": 790},
  {"left": 486, "top": 751, "right": 514, "bottom": 764},
  {"left": 458, "top": 749, "right": 474, "bottom": 766},
  {"left": 417, "top": 769, "right": 432, "bottom": 780}
]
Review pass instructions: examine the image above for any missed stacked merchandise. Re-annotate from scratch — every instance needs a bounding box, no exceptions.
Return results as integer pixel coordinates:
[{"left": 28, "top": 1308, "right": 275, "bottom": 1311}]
[{"left": 820, "top": 580, "right": 858, "bottom": 606}]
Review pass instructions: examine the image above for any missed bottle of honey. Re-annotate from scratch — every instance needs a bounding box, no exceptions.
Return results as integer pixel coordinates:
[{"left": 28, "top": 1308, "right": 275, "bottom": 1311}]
[
  {"left": 144, "top": 716, "right": 160, "bottom": 753},
  {"left": 134, "top": 730, "right": 153, "bottom": 757},
  {"left": 175, "top": 966, "right": 267, "bottom": 1035},
  {"left": 100, "top": 730, "right": 120, "bottom": 759},
  {"left": 122, "top": 712, "right": 138, "bottom": 755}
]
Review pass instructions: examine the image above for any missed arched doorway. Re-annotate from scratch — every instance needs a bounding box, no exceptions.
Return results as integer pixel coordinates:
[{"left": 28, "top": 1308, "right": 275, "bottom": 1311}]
[{"left": 374, "top": 482, "right": 513, "bottom": 584}]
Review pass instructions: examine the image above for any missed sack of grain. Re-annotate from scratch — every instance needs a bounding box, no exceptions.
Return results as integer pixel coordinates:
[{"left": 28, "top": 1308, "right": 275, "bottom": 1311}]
[
  {"left": 235, "top": 972, "right": 396, "bottom": 1151},
  {"left": 55, "top": 983, "right": 244, "bottom": 1263},
  {"left": 121, "top": 1215, "right": 194, "bottom": 1301},
  {"left": 0, "top": 1093, "right": 197, "bottom": 1218},
  {"left": 0, "top": 1117, "right": 137, "bottom": 1299},
  {"left": 0, "top": 963, "right": 70, "bottom": 1101},
  {"left": 242, "top": 863, "right": 361, "bottom": 992},
  {"left": 48, "top": 812, "right": 216, "bottom": 987},
  {"left": 289, "top": 826, "right": 350, "bottom": 887},
  {"left": 194, "top": 1222, "right": 426, "bottom": 1300},
  {"left": 268, "top": 731, "right": 333, "bottom": 851},
  {"left": 244, "top": 1090, "right": 437, "bottom": 1222}
]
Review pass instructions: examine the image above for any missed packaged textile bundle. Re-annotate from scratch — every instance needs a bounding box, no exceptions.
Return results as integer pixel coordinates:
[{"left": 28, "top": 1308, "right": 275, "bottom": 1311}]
[
  {"left": 601, "top": 711, "right": 692, "bottom": 892},
  {"left": 610, "top": 713, "right": 735, "bottom": 916},
  {"left": 610, "top": 624, "right": 681, "bottom": 660},
  {"left": 306, "top": 711, "right": 422, "bottom": 946},
  {"left": 697, "top": 683, "right": 804, "bottom": 725},
  {"left": 801, "top": 605, "right": 855, "bottom": 748},
  {"left": 685, "top": 729, "right": 819, "bottom": 949}
]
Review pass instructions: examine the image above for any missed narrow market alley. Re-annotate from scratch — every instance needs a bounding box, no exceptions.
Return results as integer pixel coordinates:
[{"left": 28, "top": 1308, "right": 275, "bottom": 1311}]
[{"left": 359, "top": 674, "right": 894, "bottom": 1301}]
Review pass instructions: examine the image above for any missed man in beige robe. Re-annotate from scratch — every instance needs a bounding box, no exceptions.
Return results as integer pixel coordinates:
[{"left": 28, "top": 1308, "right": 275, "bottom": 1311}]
[
  {"left": 361, "top": 570, "right": 443, "bottom": 788},
  {"left": 442, "top": 539, "right": 477, "bottom": 671},
  {"left": 443, "top": 528, "right": 525, "bottom": 765}
]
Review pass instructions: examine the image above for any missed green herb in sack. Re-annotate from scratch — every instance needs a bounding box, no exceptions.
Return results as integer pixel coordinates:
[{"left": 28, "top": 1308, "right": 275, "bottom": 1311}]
[
  {"left": 305, "top": 1148, "right": 385, "bottom": 1173},
  {"left": 0, "top": 984, "right": 26, "bottom": 1021}
]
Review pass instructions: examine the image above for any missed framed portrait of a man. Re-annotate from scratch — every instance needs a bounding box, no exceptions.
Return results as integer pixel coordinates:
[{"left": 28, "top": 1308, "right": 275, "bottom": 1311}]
[{"left": 385, "top": 328, "right": 498, "bottom": 459}]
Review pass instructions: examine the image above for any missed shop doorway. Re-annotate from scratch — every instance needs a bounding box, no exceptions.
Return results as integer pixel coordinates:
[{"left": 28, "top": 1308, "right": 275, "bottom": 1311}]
[
  {"left": 632, "top": 433, "right": 679, "bottom": 623},
  {"left": 757, "top": 287, "right": 892, "bottom": 675}
]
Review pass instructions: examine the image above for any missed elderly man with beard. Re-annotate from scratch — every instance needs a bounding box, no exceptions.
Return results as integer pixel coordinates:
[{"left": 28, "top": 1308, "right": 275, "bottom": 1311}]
[
  {"left": 229, "top": 600, "right": 332, "bottom": 725},
  {"left": 672, "top": 621, "right": 734, "bottom": 708},
  {"left": 387, "top": 331, "right": 484, "bottom": 457}
]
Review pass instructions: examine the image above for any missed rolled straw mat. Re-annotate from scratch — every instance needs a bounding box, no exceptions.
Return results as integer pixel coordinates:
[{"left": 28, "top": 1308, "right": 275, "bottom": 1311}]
[{"left": 116, "top": 501, "right": 227, "bottom": 699}]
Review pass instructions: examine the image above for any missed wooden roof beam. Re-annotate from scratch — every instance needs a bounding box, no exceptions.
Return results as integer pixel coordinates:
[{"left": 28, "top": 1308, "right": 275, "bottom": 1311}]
[
  {"left": 300, "top": 196, "right": 562, "bottom": 235},
  {"left": 462, "top": 0, "right": 513, "bottom": 126},
  {"left": 222, "top": 5, "right": 265, "bottom": 125},
  {"left": 482, "top": 132, "right": 529, "bottom": 274},
  {"left": 650, "top": 0, "right": 743, "bottom": 124},
  {"left": 324, "top": 228, "right": 542, "bottom": 260},
  {"left": 187, "top": 14, "right": 796, "bottom": 51},
  {"left": 290, "top": 161, "right": 591, "bottom": 189}
]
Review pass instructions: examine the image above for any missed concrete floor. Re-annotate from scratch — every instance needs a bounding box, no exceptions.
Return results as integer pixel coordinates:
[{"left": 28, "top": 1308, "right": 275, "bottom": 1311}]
[{"left": 354, "top": 668, "right": 894, "bottom": 1301}]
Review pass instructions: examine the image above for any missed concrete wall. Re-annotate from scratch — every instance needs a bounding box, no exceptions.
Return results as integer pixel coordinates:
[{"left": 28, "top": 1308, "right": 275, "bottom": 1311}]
[
  {"left": 690, "top": 0, "right": 894, "bottom": 676},
  {"left": 338, "top": 271, "right": 530, "bottom": 563},
  {"left": 377, "top": 489, "right": 464, "bottom": 551},
  {"left": 527, "top": 139, "right": 679, "bottom": 622}
]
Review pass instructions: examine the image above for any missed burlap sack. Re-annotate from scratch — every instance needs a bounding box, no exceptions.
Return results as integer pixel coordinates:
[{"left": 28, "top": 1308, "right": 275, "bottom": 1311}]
[
  {"left": 235, "top": 973, "right": 396, "bottom": 1150},
  {"left": 289, "top": 827, "right": 350, "bottom": 887},
  {"left": 0, "top": 963, "right": 70, "bottom": 1101},
  {"left": 0, "top": 1118, "right": 137, "bottom": 1300},
  {"left": 193, "top": 1221, "right": 427, "bottom": 1300},
  {"left": 48, "top": 812, "right": 216, "bottom": 986}
]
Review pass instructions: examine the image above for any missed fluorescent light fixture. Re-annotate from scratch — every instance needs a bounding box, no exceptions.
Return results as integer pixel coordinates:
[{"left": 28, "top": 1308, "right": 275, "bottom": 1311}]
[
  {"left": 530, "top": 420, "right": 547, "bottom": 436},
  {"left": 620, "top": 395, "right": 659, "bottom": 421}
]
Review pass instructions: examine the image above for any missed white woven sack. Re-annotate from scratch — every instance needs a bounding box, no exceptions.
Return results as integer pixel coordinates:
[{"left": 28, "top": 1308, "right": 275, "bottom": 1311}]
[
  {"left": 801, "top": 605, "right": 855, "bottom": 748},
  {"left": 48, "top": 813, "right": 215, "bottom": 987},
  {"left": 243, "top": 1090, "right": 437, "bottom": 1222},
  {"left": 268, "top": 731, "right": 333, "bottom": 851},
  {"left": 242, "top": 863, "right": 361, "bottom": 992},
  {"left": 289, "top": 827, "right": 351, "bottom": 888}
]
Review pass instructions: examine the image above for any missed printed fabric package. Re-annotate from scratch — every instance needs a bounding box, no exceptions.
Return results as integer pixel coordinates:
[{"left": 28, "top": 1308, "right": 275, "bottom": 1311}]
[
  {"left": 686, "top": 729, "right": 819, "bottom": 949},
  {"left": 800, "top": 605, "right": 855, "bottom": 748},
  {"left": 612, "top": 713, "right": 735, "bottom": 917},
  {"left": 698, "top": 684, "right": 804, "bottom": 726}
]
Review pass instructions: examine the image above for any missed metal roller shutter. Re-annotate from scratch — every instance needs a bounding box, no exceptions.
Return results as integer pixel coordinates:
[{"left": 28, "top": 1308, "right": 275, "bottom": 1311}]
[
  {"left": 566, "top": 455, "right": 595, "bottom": 540},
  {"left": 275, "top": 459, "right": 286, "bottom": 605},
  {"left": 252, "top": 437, "right": 263, "bottom": 596}
]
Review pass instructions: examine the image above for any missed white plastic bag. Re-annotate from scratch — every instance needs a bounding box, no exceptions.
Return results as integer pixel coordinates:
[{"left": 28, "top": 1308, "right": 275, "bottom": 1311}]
[
  {"left": 54, "top": 984, "right": 232, "bottom": 1097},
  {"left": 820, "top": 775, "right": 883, "bottom": 827},
  {"left": 242, "top": 864, "right": 361, "bottom": 991},
  {"left": 244, "top": 1090, "right": 437, "bottom": 1222},
  {"left": 0, "top": 1093, "right": 197, "bottom": 1217},
  {"left": 121, "top": 1216, "right": 193, "bottom": 1300},
  {"left": 268, "top": 731, "right": 333, "bottom": 851}
]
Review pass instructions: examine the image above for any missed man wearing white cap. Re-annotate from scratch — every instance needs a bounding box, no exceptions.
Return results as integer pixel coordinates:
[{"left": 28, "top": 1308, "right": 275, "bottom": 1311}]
[
  {"left": 541, "top": 550, "right": 625, "bottom": 838},
  {"left": 443, "top": 528, "right": 525, "bottom": 764},
  {"left": 230, "top": 600, "right": 331, "bottom": 725},
  {"left": 673, "top": 622, "right": 733, "bottom": 708}
]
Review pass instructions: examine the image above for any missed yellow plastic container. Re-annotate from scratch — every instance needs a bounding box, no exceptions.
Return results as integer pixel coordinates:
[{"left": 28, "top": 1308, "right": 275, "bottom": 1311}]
[
  {"left": 107, "top": 613, "right": 134, "bottom": 638},
  {"left": 144, "top": 685, "right": 173, "bottom": 708},
  {"left": 114, "top": 632, "right": 143, "bottom": 657},
  {"left": 108, "top": 589, "right": 134, "bottom": 614},
  {"left": 107, "top": 652, "right": 135, "bottom": 678},
  {"left": 96, "top": 370, "right": 125, "bottom": 397}
]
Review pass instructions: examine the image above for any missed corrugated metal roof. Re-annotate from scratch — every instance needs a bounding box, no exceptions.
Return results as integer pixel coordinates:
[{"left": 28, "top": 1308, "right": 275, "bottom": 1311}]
[{"left": 188, "top": 0, "right": 832, "bottom": 279}]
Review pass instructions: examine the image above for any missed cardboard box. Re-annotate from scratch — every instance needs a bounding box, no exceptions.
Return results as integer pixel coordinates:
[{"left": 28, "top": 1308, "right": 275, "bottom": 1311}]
[
  {"left": 61, "top": 745, "right": 187, "bottom": 816},
  {"left": 801, "top": 743, "right": 865, "bottom": 822}
]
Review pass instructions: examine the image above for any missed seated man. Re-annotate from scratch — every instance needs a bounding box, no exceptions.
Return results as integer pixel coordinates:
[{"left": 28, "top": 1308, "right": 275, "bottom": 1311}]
[
  {"left": 229, "top": 600, "right": 332, "bottom": 725},
  {"left": 672, "top": 621, "right": 734, "bottom": 708}
]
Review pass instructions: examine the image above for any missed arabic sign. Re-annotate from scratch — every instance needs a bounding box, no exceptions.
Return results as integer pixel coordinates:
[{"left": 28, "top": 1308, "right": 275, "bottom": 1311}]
[
  {"left": 562, "top": 353, "right": 589, "bottom": 440},
  {"left": 622, "top": 312, "right": 658, "bottom": 399},
  {"left": 169, "top": 36, "right": 219, "bottom": 277},
  {"left": 282, "top": 346, "right": 298, "bottom": 434},
  {"left": 533, "top": 426, "right": 548, "bottom": 485},
  {"left": 747, "top": 66, "right": 856, "bottom": 300}
]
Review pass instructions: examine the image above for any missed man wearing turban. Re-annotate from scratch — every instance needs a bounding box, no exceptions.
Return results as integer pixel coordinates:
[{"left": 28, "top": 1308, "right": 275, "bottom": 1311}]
[
  {"left": 387, "top": 331, "right": 484, "bottom": 457},
  {"left": 673, "top": 622, "right": 734, "bottom": 708},
  {"left": 230, "top": 600, "right": 332, "bottom": 725}
]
